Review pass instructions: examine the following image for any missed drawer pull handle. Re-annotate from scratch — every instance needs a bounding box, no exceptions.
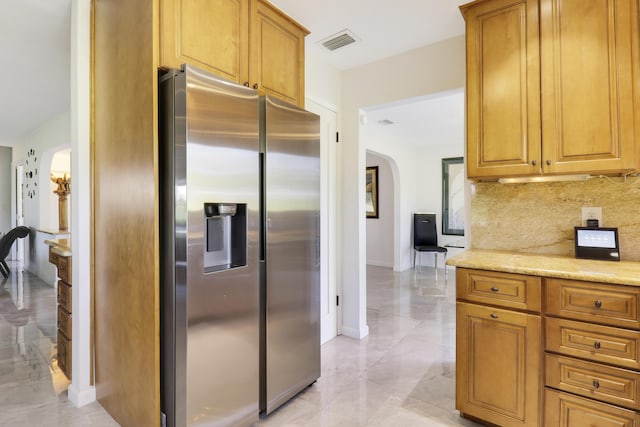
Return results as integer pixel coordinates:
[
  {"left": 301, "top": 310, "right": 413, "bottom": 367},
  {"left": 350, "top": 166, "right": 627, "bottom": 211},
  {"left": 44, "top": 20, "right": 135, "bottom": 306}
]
[
  {"left": 490, "top": 313, "right": 499, "bottom": 319},
  {"left": 593, "top": 380, "right": 600, "bottom": 389},
  {"left": 490, "top": 287, "right": 499, "bottom": 292},
  {"left": 594, "top": 341, "right": 601, "bottom": 350},
  {"left": 594, "top": 300, "right": 602, "bottom": 309}
]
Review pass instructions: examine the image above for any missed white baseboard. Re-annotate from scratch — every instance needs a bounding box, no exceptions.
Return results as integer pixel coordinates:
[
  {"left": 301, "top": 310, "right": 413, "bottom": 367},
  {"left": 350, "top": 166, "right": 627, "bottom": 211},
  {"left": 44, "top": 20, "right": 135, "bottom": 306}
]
[
  {"left": 341, "top": 324, "right": 369, "bottom": 340},
  {"left": 68, "top": 384, "right": 96, "bottom": 407},
  {"left": 366, "top": 260, "right": 393, "bottom": 268}
]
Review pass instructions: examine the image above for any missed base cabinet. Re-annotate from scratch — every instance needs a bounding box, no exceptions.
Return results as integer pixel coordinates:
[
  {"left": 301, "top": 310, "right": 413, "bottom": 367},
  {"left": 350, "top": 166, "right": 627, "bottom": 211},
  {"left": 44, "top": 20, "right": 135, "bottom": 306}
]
[
  {"left": 456, "top": 268, "right": 542, "bottom": 426},
  {"left": 544, "top": 276, "right": 640, "bottom": 425},
  {"left": 454, "top": 262, "right": 640, "bottom": 426},
  {"left": 456, "top": 302, "right": 541, "bottom": 427},
  {"left": 49, "top": 247, "right": 72, "bottom": 380}
]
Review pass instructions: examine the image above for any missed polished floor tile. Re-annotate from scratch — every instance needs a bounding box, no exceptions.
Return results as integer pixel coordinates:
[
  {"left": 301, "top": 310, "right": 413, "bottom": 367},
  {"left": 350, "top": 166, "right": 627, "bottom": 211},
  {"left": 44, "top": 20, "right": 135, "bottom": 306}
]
[
  {"left": 257, "top": 266, "right": 481, "bottom": 427},
  {"left": 1, "top": 262, "right": 480, "bottom": 426},
  {"left": 0, "top": 261, "right": 118, "bottom": 426}
]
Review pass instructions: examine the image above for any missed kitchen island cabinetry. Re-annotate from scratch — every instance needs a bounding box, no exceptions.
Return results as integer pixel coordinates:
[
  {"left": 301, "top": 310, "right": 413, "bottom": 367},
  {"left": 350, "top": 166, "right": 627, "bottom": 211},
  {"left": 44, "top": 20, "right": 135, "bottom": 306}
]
[
  {"left": 460, "top": 0, "right": 640, "bottom": 180},
  {"left": 456, "top": 268, "right": 542, "bottom": 427},
  {"left": 160, "top": 0, "right": 308, "bottom": 107}
]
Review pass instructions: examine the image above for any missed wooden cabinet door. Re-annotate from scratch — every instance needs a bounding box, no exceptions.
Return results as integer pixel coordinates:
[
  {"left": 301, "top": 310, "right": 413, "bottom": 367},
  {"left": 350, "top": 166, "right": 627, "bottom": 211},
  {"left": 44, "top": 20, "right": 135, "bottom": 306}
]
[
  {"left": 461, "top": 0, "right": 541, "bottom": 179},
  {"left": 457, "top": 302, "right": 541, "bottom": 427},
  {"left": 250, "top": 0, "right": 308, "bottom": 108},
  {"left": 160, "top": 0, "right": 250, "bottom": 83},
  {"left": 540, "top": 0, "right": 640, "bottom": 175}
]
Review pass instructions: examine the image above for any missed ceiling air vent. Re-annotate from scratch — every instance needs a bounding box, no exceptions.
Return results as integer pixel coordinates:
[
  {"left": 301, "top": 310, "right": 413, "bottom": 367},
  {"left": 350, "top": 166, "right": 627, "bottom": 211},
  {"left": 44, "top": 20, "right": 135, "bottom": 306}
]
[{"left": 320, "top": 30, "right": 359, "bottom": 51}]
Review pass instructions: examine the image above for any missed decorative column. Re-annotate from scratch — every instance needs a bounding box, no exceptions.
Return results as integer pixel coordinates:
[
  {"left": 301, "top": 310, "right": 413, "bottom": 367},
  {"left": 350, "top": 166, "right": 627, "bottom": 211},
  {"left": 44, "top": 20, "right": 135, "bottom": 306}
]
[{"left": 51, "top": 173, "right": 71, "bottom": 232}]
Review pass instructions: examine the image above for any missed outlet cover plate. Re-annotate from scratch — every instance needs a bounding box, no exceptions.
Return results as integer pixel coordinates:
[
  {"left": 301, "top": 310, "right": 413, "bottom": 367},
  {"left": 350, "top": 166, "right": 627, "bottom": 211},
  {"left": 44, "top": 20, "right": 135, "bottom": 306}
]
[{"left": 582, "top": 207, "right": 603, "bottom": 227}]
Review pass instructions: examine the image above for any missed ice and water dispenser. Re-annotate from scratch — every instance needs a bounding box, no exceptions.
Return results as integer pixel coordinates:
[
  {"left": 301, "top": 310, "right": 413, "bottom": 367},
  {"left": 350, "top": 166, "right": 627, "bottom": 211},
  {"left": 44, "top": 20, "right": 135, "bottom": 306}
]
[{"left": 204, "top": 203, "right": 247, "bottom": 273}]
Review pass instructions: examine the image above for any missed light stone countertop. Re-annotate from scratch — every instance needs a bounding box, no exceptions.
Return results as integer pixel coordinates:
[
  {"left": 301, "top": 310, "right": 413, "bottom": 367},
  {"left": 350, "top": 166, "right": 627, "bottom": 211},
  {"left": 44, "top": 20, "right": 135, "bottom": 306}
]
[
  {"left": 447, "top": 249, "right": 640, "bottom": 287},
  {"left": 44, "top": 238, "right": 72, "bottom": 257}
]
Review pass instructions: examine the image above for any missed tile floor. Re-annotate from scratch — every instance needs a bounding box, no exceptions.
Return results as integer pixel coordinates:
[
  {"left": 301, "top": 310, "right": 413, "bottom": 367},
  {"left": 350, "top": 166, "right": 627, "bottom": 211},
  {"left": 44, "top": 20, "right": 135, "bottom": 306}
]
[{"left": 0, "top": 262, "right": 481, "bottom": 426}]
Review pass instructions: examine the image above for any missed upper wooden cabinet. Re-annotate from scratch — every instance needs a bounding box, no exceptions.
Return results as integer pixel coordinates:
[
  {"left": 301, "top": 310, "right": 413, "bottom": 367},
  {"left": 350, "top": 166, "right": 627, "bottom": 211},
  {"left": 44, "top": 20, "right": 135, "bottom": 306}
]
[
  {"left": 160, "top": 0, "right": 308, "bottom": 107},
  {"left": 461, "top": 0, "right": 640, "bottom": 179},
  {"left": 461, "top": 0, "right": 541, "bottom": 179}
]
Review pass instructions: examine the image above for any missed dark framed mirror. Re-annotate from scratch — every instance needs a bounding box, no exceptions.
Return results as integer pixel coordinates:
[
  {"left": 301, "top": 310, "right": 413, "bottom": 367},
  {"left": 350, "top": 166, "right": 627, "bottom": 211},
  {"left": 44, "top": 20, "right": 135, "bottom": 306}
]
[{"left": 442, "top": 157, "right": 464, "bottom": 235}]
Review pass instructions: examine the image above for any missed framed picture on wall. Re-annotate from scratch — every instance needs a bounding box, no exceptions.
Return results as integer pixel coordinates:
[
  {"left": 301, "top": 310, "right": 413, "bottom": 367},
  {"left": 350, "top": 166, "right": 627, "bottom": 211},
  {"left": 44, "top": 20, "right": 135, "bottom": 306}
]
[
  {"left": 366, "top": 166, "right": 379, "bottom": 218},
  {"left": 442, "top": 157, "right": 464, "bottom": 235}
]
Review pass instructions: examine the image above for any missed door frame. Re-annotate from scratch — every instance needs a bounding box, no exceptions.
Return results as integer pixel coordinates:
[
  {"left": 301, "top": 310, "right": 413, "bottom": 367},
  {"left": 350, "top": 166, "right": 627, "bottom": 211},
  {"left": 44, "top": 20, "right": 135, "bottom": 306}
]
[{"left": 306, "top": 98, "right": 341, "bottom": 343}]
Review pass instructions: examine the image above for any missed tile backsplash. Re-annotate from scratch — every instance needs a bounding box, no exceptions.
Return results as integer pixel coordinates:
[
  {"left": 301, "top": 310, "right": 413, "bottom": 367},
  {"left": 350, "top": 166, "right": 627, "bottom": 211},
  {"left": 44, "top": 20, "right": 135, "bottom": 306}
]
[{"left": 470, "top": 177, "right": 640, "bottom": 261}]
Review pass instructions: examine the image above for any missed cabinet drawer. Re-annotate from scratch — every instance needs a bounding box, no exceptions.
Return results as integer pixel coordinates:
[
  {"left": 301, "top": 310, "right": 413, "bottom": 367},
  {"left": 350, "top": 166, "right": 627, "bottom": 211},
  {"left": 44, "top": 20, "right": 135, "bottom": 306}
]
[
  {"left": 57, "top": 280, "right": 72, "bottom": 313},
  {"left": 545, "top": 388, "right": 640, "bottom": 427},
  {"left": 57, "top": 305, "right": 72, "bottom": 340},
  {"left": 546, "top": 317, "right": 640, "bottom": 370},
  {"left": 48, "top": 247, "right": 59, "bottom": 266},
  {"left": 546, "top": 353, "right": 640, "bottom": 409},
  {"left": 57, "top": 332, "right": 71, "bottom": 380},
  {"left": 456, "top": 268, "right": 541, "bottom": 312},
  {"left": 57, "top": 255, "right": 71, "bottom": 284},
  {"left": 546, "top": 278, "right": 640, "bottom": 329}
]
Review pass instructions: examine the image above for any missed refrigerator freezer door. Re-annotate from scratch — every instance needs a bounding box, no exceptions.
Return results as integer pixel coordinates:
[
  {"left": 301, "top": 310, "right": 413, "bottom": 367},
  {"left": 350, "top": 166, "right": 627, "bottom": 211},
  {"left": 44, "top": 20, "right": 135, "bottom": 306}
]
[
  {"left": 262, "top": 95, "right": 321, "bottom": 414},
  {"left": 160, "top": 65, "right": 260, "bottom": 427}
]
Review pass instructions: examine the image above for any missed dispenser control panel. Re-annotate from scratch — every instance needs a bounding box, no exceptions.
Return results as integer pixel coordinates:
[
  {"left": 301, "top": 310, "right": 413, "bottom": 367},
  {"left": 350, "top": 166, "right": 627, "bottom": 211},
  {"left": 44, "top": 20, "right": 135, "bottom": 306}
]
[{"left": 204, "top": 203, "right": 247, "bottom": 273}]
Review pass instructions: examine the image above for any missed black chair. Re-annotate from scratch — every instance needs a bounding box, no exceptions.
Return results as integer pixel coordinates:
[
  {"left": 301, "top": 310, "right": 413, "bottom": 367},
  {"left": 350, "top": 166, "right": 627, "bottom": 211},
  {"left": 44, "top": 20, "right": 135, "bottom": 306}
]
[
  {"left": 413, "top": 213, "right": 447, "bottom": 274},
  {"left": 0, "top": 226, "right": 30, "bottom": 278}
]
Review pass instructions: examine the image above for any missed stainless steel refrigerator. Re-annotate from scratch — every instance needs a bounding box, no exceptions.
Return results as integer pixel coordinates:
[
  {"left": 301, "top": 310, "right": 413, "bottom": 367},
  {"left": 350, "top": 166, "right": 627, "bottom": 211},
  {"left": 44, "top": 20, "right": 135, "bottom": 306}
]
[{"left": 159, "top": 64, "right": 320, "bottom": 427}]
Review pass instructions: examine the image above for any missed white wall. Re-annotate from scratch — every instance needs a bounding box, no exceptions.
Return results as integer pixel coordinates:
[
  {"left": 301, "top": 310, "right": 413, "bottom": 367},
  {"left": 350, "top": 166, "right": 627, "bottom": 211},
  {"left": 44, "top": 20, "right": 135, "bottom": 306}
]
[
  {"left": 363, "top": 129, "right": 418, "bottom": 271},
  {"left": 13, "top": 111, "right": 71, "bottom": 282},
  {"left": 306, "top": 48, "right": 342, "bottom": 111},
  {"left": 0, "top": 147, "right": 11, "bottom": 234},
  {"left": 14, "top": 111, "right": 71, "bottom": 229},
  {"left": 365, "top": 151, "right": 394, "bottom": 268},
  {"left": 341, "top": 36, "right": 465, "bottom": 339}
]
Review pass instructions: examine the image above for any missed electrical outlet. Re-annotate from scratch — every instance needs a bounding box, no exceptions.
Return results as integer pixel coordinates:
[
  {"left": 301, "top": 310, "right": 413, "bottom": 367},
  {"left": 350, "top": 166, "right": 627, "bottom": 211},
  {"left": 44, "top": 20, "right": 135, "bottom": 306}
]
[{"left": 581, "top": 207, "right": 603, "bottom": 227}]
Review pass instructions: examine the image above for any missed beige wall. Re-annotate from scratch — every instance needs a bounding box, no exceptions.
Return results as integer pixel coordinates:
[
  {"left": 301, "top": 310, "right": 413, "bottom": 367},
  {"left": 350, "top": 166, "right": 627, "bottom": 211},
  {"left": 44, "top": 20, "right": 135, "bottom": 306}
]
[{"left": 470, "top": 177, "right": 640, "bottom": 261}]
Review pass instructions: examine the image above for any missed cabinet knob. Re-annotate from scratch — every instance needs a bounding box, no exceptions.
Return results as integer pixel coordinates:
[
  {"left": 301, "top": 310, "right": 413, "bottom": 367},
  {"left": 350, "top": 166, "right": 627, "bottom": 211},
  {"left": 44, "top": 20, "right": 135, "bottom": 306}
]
[
  {"left": 253, "top": 83, "right": 259, "bottom": 90},
  {"left": 490, "top": 313, "right": 499, "bottom": 319},
  {"left": 594, "top": 341, "right": 601, "bottom": 349},
  {"left": 593, "top": 380, "right": 600, "bottom": 389},
  {"left": 490, "top": 287, "right": 499, "bottom": 292},
  {"left": 531, "top": 160, "right": 537, "bottom": 166},
  {"left": 595, "top": 300, "right": 602, "bottom": 309},
  {"left": 243, "top": 82, "right": 250, "bottom": 87},
  {"left": 546, "top": 160, "right": 552, "bottom": 166}
]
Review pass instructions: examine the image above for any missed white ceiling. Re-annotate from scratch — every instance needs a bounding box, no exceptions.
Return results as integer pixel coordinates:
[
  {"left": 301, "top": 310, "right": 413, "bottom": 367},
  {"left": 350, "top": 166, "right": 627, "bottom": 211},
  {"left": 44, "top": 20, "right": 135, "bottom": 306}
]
[
  {"left": 364, "top": 90, "right": 465, "bottom": 148},
  {"left": 269, "top": 0, "right": 467, "bottom": 71},
  {"left": 2, "top": 0, "right": 467, "bottom": 146}
]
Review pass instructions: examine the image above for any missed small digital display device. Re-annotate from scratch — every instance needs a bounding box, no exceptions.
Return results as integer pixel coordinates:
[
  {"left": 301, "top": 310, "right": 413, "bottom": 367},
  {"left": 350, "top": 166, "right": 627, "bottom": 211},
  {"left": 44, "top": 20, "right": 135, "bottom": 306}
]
[{"left": 574, "top": 227, "right": 620, "bottom": 261}]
